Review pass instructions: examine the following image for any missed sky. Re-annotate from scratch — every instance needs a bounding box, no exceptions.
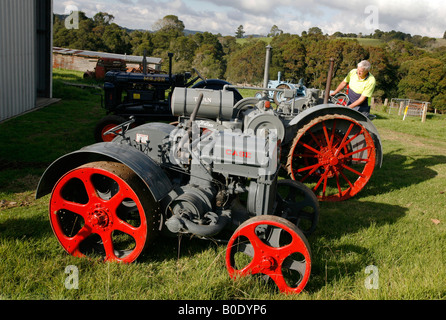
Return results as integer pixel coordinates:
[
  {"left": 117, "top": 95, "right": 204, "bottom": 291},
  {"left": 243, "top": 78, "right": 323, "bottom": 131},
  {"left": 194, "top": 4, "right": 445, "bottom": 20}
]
[{"left": 54, "top": 0, "right": 446, "bottom": 38}]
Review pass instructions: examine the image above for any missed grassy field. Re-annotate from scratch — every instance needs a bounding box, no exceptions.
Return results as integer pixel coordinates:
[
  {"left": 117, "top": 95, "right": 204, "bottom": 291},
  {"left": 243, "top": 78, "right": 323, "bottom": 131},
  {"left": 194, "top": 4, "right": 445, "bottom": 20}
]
[{"left": 0, "top": 69, "right": 445, "bottom": 301}]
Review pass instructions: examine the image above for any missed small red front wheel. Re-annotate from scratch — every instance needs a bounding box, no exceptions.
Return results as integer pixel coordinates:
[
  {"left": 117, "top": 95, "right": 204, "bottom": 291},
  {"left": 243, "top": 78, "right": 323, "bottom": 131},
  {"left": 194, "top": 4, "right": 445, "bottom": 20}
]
[
  {"left": 49, "top": 161, "right": 159, "bottom": 263},
  {"left": 226, "top": 215, "right": 311, "bottom": 294}
]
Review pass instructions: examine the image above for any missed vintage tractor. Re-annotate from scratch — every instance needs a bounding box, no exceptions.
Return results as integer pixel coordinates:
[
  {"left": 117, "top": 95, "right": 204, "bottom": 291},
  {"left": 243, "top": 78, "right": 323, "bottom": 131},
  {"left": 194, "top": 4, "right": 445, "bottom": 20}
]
[
  {"left": 256, "top": 72, "right": 322, "bottom": 111},
  {"left": 36, "top": 47, "right": 382, "bottom": 295},
  {"left": 95, "top": 53, "right": 243, "bottom": 142},
  {"left": 83, "top": 57, "right": 127, "bottom": 80}
]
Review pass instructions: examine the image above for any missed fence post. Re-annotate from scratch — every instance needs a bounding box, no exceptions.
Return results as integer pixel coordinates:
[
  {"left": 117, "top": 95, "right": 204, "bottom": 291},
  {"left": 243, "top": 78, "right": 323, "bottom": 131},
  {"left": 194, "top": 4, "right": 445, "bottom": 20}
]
[
  {"left": 421, "top": 103, "right": 427, "bottom": 123},
  {"left": 398, "top": 101, "right": 404, "bottom": 115}
]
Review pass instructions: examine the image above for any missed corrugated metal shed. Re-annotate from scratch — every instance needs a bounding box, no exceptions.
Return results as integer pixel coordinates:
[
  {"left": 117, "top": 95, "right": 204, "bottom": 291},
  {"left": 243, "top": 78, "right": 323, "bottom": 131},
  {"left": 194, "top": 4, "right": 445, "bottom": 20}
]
[{"left": 0, "top": 0, "right": 53, "bottom": 123}]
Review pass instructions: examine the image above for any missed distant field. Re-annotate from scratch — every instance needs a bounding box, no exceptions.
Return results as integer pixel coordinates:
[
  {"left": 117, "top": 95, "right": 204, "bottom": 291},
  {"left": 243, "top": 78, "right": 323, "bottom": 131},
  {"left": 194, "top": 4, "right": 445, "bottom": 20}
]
[
  {"left": 236, "top": 37, "right": 272, "bottom": 45},
  {"left": 340, "top": 37, "right": 384, "bottom": 47}
]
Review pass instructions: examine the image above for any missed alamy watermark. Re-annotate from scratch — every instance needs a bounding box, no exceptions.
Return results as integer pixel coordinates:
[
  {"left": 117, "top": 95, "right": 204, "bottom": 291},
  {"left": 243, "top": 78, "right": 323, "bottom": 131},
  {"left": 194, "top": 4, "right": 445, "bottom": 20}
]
[
  {"left": 364, "top": 265, "right": 379, "bottom": 289},
  {"left": 64, "top": 5, "right": 79, "bottom": 30},
  {"left": 167, "top": 123, "right": 279, "bottom": 177},
  {"left": 364, "top": 5, "right": 380, "bottom": 31},
  {"left": 64, "top": 265, "right": 79, "bottom": 290}
]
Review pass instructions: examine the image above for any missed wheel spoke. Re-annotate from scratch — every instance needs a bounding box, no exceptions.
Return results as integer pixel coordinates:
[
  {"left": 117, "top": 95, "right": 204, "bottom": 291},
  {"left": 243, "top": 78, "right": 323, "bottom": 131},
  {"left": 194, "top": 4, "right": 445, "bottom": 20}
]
[
  {"left": 334, "top": 123, "right": 354, "bottom": 156},
  {"left": 296, "top": 162, "right": 320, "bottom": 174},
  {"left": 100, "top": 230, "right": 116, "bottom": 260},
  {"left": 342, "top": 146, "right": 373, "bottom": 159},
  {"left": 336, "top": 128, "right": 364, "bottom": 155},
  {"left": 308, "top": 130, "right": 323, "bottom": 149},
  {"left": 340, "top": 170, "right": 354, "bottom": 189},
  {"left": 335, "top": 172, "right": 343, "bottom": 197},
  {"left": 329, "top": 120, "right": 337, "bottom": 147},
  {"left": 59, "top": 225, "right": 92, "bottom": 257},
  {"left": 341, "top": 163, "right": 366, "bottom": 178},
  {"left": 53, "top": 199, "right": 88, "bottom": 219},
  {"left": 313, "top": 165, "right": 329, "bottom": 192},
  {"left": 298, "top": 141, "right": 321, "bottom": 156}
]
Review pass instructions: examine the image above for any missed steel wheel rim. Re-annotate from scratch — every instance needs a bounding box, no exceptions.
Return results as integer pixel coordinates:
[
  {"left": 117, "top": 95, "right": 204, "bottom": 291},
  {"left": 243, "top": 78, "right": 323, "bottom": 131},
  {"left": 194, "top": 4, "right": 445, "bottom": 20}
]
[
  {"left": 49, "top": 162, "right": 150, "bottom": 263},
  {"left": 276, "top": 179, "right": 320, "bottom": 236},
  {"left": 287, "top": 115, "right": 376, "bottom": 201},
  {"left": 226, "top": 215, "right": 311, "bottom": 294}
]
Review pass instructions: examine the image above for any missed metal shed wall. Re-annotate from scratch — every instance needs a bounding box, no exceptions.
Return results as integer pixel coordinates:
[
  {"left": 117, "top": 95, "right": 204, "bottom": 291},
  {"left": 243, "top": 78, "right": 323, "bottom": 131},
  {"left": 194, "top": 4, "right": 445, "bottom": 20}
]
[{"left": 0, "top": 0, "right": 53, "bottom": 122}]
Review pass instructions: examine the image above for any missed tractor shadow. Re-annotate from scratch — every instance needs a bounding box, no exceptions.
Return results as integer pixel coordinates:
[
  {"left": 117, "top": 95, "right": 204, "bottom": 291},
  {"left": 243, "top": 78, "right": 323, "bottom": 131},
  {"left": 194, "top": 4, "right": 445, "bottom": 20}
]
[
  {"left": 364, "top": 150, "right": 446, "bottom": 198},
  {"left": 305, "top": 199, "right": 408, "bottom": 293},
  {"left": 140, "top": 231, "right": 226, "bottom": 264},
  {"left": 300, "top": 149, "right": 446, "bottom": 293}
]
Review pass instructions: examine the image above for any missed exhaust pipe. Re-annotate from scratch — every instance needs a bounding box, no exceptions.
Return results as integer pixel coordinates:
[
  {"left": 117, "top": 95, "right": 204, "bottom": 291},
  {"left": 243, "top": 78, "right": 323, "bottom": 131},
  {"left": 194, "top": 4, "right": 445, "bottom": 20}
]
[
  {"left": 263, "top": 45, "right": 272, "bottom": 98},
  {"left": 324, "top": 58, "right": 335, "bottom": 104}
]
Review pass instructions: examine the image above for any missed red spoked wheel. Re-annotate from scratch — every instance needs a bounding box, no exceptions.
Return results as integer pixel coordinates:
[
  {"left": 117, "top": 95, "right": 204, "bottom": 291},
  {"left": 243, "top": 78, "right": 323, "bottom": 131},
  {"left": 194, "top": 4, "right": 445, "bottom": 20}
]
[
  {"left": 287, "top": 114, "right": 376, "bottom": 201},
  {"left": 226, "top": 215, "right": 311, "bottom": 294},
  {"left": 49, "top": 161, "right": 159, "bottom": 263}
]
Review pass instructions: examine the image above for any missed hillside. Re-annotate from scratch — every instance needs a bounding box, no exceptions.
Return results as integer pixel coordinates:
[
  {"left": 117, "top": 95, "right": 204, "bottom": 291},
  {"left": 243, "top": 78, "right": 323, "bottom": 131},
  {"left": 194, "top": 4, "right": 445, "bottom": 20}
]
[{"left": 52, "top": 12, "right": 446, "bottom": 112}]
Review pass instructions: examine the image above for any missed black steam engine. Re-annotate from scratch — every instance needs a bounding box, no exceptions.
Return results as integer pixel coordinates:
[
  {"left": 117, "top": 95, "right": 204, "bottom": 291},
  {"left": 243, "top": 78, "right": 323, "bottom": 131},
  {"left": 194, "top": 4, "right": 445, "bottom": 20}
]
[{"left": 95, "top": 53, "right": 242, "bottom": 142}]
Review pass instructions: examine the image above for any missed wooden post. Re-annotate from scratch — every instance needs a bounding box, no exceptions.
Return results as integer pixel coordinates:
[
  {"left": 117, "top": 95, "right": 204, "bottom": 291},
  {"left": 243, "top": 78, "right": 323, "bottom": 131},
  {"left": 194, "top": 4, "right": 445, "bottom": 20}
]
[
  {"left": 421, "top": 103, "right": 427, "bottom": 122},
  {"left": 398, "top": 101, "right": 404, "bottom": 115}
]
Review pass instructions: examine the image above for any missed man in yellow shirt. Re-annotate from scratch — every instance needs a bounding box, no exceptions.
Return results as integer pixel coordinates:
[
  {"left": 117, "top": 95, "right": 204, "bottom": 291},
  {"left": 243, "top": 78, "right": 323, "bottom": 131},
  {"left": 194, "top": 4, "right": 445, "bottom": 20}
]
[{"left": 331, "top": 60, "right": 376, "bottom": 117}]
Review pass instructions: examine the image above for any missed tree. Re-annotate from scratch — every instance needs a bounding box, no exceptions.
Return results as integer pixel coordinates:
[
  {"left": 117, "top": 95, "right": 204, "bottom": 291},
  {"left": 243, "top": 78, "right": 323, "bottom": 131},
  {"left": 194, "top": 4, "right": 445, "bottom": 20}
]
[
  {"left": 130, "top": 30, "right": 153, "bottom": 56},
  {"left": 367, "top": 46, "right": 399, "bottom": 100},
  {"left": 308, "top": 27, "right": 323, "bottom": 36},
  {"left": 268, "top": 25, "right": 283, "bottom": 37},
  {"left": 153, "top": 15, "right": 185, "bottom": 37},
  {"left": 193, "top": 44, "right": 224, "bottom": 79},
  {"left": 169, "top": 36, "right": 198, "bottom": 73},
  {"left": 235, "top": 25, "right": 245, "bottom": 39},
  {"left": 279, "top": 36, "right": 306, "bottom": 81},
  {"left": 102, "top": 23, "right": 131, "bottom": 54},
  {"left": 225, "top": 40, "right": 267, "bottom": 84},
  {"left": 398, "top": 57, "right": 446, "bottom": 107},
  {"left": 93, "top": 12, "right": 114, "bottom": 26}
]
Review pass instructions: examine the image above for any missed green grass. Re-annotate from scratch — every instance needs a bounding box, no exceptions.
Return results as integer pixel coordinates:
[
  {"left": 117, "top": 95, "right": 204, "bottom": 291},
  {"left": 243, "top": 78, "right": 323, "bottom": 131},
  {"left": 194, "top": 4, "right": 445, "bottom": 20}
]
[
  {"left": 1, "top": 69, "right": 446, "bottom": 300},
  {"left": 236, "top": 37, "right": 272, "bottom": 46},
  {"left": 338, "top": 37, "right": 384, "bottom": 47}
]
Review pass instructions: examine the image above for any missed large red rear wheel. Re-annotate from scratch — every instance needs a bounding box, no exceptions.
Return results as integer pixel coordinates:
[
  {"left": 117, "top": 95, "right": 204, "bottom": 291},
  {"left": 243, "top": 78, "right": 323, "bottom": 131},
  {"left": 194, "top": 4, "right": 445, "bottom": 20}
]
[
  {"left": 287, "top": 114, "right": 376, "bottom": 201},
  {"left": 49, "top": 161, "right": 159, "bottom": 263},
  {"left": 226, "top": 215, "right": 311, "bottom": 294}
]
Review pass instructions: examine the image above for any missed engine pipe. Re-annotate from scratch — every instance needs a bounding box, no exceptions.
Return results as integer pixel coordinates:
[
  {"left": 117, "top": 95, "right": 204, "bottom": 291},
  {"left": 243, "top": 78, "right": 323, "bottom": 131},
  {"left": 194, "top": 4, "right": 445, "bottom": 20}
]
[
  {"left": 165, "top": 211, "right": 231, "bottom": 237},
  {"left": 324, "top": 58, "right": 335, "bottom": 104},
  {"left": 263, "top": 45, "right": 272, "bottom": 98}
]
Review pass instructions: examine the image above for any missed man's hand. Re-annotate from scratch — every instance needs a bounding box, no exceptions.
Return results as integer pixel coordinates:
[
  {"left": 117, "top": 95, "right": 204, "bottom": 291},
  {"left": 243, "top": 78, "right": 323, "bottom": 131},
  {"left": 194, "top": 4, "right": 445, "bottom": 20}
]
[{"left": 348, "top": 94, "right": 368, "bottom": 108}]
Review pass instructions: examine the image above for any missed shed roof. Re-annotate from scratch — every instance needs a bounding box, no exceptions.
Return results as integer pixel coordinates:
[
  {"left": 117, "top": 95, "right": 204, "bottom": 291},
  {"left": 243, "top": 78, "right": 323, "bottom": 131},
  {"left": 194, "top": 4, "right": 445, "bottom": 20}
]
[{"left": 53, "top": 47, "right": 162, "bottom": 65}]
